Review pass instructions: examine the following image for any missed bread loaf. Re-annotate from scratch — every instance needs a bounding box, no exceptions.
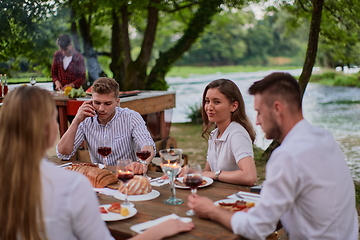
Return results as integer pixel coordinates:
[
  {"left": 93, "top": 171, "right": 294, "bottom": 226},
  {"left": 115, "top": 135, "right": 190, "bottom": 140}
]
[
  {"left": 66, "top": 163, "right": 118, "bottom": 188},
  {"left": 118, "top": 175, "right": 152, "bottom": 195}
]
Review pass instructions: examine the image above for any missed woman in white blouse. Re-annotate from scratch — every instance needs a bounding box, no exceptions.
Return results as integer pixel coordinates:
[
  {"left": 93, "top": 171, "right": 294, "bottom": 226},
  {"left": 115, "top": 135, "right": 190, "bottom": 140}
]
[
  {"left": 0, "top": 86, "right": 193, "bottom": 240},
  {"left": 201, "top": 79, "right": 257, "bottom": 186}
]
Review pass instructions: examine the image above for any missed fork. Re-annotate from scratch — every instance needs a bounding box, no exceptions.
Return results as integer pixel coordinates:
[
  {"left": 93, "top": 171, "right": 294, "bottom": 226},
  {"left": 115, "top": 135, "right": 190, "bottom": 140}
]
[{"left": 234, "top": 193, "right": 245, "bottom": 199}]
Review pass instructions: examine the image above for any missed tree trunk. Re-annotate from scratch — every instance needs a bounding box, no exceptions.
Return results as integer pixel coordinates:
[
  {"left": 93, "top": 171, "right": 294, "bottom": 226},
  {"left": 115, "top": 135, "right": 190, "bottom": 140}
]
[
  {"left": 263, "top": 0, "right": 325, "bottom": 162},
  {"left": 69, "top": 3, "right": 81, "bottom": 52},
  {"left": 298, "top": 0, "right": 325, "bottom": 96},
  {"left": 110, "top": 9, "right": 126, "bottom": 90},
  {"left": 78, "top": 15, "right": 103, "bottom": 84},
  {"left": 124, "top": 0, "right": 160, "bottom": 90},
  {"left": 146, "top": 0, "right": 224, "bottom": 90}
]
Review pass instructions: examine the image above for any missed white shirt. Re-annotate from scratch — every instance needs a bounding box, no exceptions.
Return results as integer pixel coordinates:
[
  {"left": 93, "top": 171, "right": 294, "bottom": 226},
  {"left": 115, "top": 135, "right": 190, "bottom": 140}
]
[
  {"left": 231, "top": 119, "right": 358, "bottom": 240},
  {"left": 207, "top": 121, "right": 254, "bottom": 171},
  {"left": 57, "top": 107, "right": 155, "bottom": 166},
  {"left": 41, "top": 159, "right": 114, "bottom": 240},
  {"left": 63, "top": 55, "right": 72, "bottom": 70}
]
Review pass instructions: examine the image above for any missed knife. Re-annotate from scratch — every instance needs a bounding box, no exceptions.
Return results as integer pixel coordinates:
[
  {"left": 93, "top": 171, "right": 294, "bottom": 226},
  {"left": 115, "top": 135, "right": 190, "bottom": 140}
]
[{"left": 57, "top": 162, "right": 73, "bottom": 168}]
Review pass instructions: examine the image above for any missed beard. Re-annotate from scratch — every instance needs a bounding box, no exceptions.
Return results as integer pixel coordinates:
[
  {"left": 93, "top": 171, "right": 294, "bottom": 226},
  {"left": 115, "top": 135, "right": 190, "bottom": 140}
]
[{"left": 264, "top": 115, "right": 282, "bottom": 141}]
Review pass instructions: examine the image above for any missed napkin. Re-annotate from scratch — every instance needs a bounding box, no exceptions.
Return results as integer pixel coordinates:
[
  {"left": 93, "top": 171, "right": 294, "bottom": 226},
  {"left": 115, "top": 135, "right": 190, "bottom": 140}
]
[
  {"left": 93, "top": 188, "right": 118, "bottom": 196},
  {"left": 149, "top": 177, "right": 169, "bottom": 187},
  {"left": 130, "top": 214, "right": 192, "bottom": 234},
  {"left": 227, "top": 191, "right": 261, "bottom": 203}
]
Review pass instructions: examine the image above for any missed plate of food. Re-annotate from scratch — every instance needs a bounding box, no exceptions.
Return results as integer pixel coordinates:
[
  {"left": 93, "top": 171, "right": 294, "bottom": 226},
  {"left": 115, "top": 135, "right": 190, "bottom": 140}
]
[
  {"left": 113, "top": 189, "right": 160, "bottom": 201},
  {"left": 214, "top": 199, "right": 255, "bottom": 212},
  {"left": 99, "top": 203, "right": 137, "bottom": 221},
  {"left": 174, "top": 176, "right": 213, "bottom": 189}
]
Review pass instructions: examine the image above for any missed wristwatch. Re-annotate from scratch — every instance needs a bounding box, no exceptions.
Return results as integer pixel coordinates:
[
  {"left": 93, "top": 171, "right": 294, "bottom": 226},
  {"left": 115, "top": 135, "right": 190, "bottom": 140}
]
[{"left": 214, "top": 170, "right": 222, "bottom": 181}]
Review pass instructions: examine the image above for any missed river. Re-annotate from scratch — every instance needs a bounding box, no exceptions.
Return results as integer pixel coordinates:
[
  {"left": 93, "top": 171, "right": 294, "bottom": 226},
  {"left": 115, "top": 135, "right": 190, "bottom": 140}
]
[{"left": 166, "top": 69, "right": 360, "bottom": 181}]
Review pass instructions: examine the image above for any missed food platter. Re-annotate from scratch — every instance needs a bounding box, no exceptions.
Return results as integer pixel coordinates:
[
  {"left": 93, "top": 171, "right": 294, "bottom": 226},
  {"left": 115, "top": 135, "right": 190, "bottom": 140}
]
[
  {"left": 113, "top": 189, "right": 160, "bottom": 201},
  {"left": 174, "top": 177, "right": 213, "bottom": 189},
  {"left": 99, "top": 204, "right": 137, "bottom": 221}
]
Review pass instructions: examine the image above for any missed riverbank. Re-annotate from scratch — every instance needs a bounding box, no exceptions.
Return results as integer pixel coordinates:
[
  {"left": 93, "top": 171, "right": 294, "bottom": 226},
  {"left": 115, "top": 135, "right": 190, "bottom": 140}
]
[{"left": 310, "top": 69, "right": 360, "bottom": 88}]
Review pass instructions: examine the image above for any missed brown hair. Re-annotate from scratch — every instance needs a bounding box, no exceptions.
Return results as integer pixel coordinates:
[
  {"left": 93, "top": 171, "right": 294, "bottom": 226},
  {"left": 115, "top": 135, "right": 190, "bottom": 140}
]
[
  {"left": 92, "top": 77, "right": 119, "bottom": 99},
  {"left": 248, "top": 72, "right": 302, "bottom": 111},
  {"left": 56, "top": 34, "right": 71, "bottom": 50},
  {"left": 201, "top": 79, "right": 256, "bottom": 142},
  {"left": 0, "top": 86, "right": 54, "bottom": 240}
]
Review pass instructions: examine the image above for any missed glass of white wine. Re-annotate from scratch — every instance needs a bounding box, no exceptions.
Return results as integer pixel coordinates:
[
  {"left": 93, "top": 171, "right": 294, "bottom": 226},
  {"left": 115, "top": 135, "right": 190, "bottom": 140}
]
[
  {"left": 159, "top": 149, "right": 183, "bottom": 205},
  {"left": 30, "top": 77, "right": 36, "bottom": 86}
]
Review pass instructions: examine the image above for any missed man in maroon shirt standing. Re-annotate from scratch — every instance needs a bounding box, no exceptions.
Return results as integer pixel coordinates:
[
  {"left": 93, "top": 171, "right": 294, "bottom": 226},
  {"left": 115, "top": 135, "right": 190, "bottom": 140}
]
[{"left": 51, "top": 34, "right": 86, "bottom": 91}]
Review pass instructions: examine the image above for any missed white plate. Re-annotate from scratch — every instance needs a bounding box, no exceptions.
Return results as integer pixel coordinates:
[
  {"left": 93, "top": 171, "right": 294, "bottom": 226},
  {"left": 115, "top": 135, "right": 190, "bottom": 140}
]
[
  {"left": 100, "top": 204, "right": 137, "bottom": 221},
  {"left": 113, "top": 190, "right": 160, "bottom": 201},
  {"left": 174, "top": 176, "right": 213, "bottom": 189}
]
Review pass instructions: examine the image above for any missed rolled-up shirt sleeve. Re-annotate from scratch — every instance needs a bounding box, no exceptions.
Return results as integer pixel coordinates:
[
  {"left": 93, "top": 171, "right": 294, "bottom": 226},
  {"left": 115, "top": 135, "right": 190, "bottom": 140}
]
[
  {"left": 56, "top": 123, "right": 86, "bottom": 160},
  {"left": 230, "top": 150, "right": 298, "bottom": 239}
]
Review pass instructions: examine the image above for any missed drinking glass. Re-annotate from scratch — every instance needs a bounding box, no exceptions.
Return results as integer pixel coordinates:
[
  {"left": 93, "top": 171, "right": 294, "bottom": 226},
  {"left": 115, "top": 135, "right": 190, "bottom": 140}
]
[
  {"left": 30, "top": 77, "right": 36, "bottom": 86},
  {"left": 136, "top": 143, "right": 152, "bottom": 179},
  {"left": 159, "top": 149, "right": 183, "bottom": 205},
  {"left": 183, "top": 163, "right": 203, "bottom": 215},
  {"left": 98, "top": 137, "right": 112, "bottom": 168},
  {"left": 117, "top": 159, "right": 135, "bottom": 207}
]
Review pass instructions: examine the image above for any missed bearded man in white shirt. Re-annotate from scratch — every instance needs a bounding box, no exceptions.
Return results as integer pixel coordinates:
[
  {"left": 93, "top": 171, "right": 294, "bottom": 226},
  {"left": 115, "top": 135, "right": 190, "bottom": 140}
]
[{"left": 188, "top": 72, "right": 358, "bottom": 240}]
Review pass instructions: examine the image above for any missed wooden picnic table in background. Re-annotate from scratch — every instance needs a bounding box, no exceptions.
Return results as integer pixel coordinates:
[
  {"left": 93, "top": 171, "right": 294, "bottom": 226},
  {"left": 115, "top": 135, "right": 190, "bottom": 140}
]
[
  {"left": 52, "top": 91, "right": 176, "bottom": 141},
  {"left": 50, "top": 157, "right": 288, "bottom": 240}
]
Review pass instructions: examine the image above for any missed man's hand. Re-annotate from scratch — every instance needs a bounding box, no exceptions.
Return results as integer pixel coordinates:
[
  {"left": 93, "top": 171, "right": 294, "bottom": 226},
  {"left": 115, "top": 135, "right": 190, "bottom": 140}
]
[
  {"left": 126, "top": 162, "right": 147, "bottom": 175},
  {"left": 187, "top": 194, "right": 218, "bottom": 219},
  {"left": 73, "top": 100, "right": 96, "bottom": 124},
  {"left": 55, "top": 80, "right": 63, "bottom": 91}
]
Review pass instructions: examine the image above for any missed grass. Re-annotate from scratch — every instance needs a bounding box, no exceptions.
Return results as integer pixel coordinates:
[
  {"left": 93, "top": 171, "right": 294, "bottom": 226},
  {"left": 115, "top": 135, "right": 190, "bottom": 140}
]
[
  {"left": 170, "top": 122, "right": 360, "bottom": 214},
  {"left": 167, "top": 65, "right": 302, "bottom": 78},
  {"left": 311, "top": 69, "right": 360, "bottom": 88}
]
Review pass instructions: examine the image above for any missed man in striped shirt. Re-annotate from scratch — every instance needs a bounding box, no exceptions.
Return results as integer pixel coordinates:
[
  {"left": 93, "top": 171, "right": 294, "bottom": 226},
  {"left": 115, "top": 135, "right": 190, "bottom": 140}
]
[{"left": 56, "top": 77, "right": 155, "bottom": 174}]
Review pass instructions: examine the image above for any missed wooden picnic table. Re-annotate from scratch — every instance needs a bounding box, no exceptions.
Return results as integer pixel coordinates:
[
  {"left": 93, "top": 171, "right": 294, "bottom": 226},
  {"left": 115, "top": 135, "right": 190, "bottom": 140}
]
[
  {"left": 50, "top": 158, "right": 287, "bottom": 240},
  {"left": 52, "top": 91, "right": 176, "bottom": 139}
]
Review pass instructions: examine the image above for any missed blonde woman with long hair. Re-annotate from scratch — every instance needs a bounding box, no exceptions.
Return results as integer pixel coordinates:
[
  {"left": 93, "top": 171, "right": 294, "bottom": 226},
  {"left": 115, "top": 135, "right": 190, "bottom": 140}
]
[{"left": 0, "top": 86, "right": 192, "bottom": 240}]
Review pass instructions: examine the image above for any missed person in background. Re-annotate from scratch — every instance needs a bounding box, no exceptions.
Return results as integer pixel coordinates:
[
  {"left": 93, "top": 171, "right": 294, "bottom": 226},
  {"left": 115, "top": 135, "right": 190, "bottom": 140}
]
[
  {"left": 51, "top": 34, "right": 86, "bottom": 91},
  {"left": 0, "top": 86, "right": 193, "bottom": 240},
  {"left": 199, "top": 78, "right": 257, "bottom": 186},
  {"left": 188, "top": 72, "right": 358, "bottom": 240},
  {"left": 57, "top": 77, "right": 154, "bottom": 174}
]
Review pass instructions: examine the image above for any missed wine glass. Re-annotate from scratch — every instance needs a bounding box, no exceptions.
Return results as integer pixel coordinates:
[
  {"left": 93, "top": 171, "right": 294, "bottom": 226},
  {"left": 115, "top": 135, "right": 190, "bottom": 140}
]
[
  {"left": 183, "top": 163, "right": 203, "bottom": 215},
  {"left": 30, "top": 77, "right": 36, "bottom": 86},
  {"left": 117, "top": 159, "right": 135, "bottom": 207},
  {"left": 159, "top": 149, "right": 183, "bottom": 205},
  {"left": 136, "top": 143, "right": 152, "bottom": 179},
  {"left": 98, "top": 137, "right": 112, "bottom": 168}
]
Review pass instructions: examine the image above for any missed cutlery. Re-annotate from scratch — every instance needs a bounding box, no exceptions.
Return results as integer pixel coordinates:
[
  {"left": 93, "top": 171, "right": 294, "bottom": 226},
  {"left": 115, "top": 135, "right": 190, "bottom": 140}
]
[{"left": 57, "top": 162, "right": 73, "bottom": 168}]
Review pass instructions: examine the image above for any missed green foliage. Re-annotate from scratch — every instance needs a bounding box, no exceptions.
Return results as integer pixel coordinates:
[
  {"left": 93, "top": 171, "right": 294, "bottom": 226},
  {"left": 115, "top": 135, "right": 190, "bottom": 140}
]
[
  {"left": 311, "top": 70, "right": 360, "bottom": 87},
  {"left": 186, "top": 103, "right": 203, "bottom": 125}
]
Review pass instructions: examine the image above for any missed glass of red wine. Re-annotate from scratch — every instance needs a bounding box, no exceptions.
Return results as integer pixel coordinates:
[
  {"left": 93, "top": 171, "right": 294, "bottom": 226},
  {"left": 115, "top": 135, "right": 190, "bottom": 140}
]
[
  {"left": 183, "top": 163, "right": 203, "bottom": 215},
  {"left": 135, "top": 144, "right": 152, "bottom": 179},
  {"left": 117, "top": 159, "right": 135, "bottom": 207},
  {"left": 98, "top": 137, "right": 112, "bottom": 168}
]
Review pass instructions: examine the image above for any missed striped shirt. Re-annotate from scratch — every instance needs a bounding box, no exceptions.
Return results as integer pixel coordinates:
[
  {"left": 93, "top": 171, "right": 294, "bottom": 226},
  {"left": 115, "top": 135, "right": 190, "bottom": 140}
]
[{"left": 56, "top": 107, "right": 155, "bottom": 166}]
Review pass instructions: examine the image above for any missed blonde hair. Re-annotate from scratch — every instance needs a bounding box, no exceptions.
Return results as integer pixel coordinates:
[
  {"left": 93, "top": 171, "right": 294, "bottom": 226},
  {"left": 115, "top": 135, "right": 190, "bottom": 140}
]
[{"left": 0, "top": 86, "right": 54, "bottom": 240}]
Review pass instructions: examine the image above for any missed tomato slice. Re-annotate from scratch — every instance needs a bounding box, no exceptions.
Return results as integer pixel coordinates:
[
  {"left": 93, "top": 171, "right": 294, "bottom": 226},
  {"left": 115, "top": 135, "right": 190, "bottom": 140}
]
[{"left": 99, "top": 207, "right": 108, "bottom": 214}]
